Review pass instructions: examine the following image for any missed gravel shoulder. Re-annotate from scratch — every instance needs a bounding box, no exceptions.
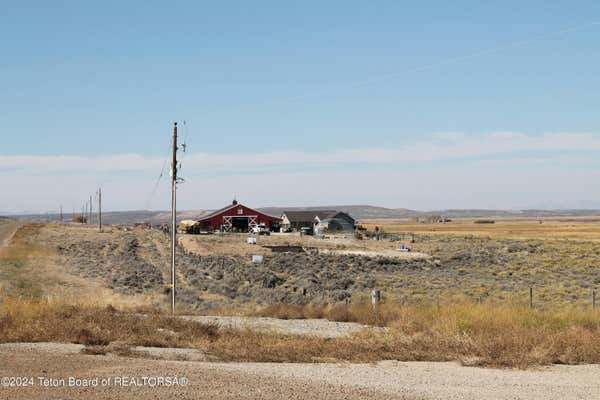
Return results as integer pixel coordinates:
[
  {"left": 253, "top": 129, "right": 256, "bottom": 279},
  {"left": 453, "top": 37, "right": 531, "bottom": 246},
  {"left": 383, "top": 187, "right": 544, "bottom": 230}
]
[
  {"left": 180, "top": 315, "right": 378, "bottom": 338},
  {"left": 1, "top": 343, "right": 600, "bottom": 400}
]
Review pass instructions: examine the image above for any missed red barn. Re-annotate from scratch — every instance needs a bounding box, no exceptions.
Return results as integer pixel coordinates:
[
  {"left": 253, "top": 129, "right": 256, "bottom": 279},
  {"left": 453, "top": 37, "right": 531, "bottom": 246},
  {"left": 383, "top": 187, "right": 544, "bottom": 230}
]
[{"left": 197, "top": 200, "right": 281, "bottom": 232}]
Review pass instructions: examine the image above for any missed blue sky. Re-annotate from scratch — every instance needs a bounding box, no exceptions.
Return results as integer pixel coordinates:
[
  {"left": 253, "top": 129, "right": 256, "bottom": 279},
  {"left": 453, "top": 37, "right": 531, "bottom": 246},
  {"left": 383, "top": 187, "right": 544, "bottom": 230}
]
[{"left": 1, "top": 1, "right": 600, "bottom": 212}]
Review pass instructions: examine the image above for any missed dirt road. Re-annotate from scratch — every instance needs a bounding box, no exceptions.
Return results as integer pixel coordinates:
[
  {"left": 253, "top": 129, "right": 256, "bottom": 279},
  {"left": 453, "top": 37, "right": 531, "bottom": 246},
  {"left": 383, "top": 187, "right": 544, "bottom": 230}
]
[
  {"left": 1, "top": 343, "right": 600, "bottom": 400},
  {"left": 0, "top": 344, "right": 401, "bottom": 400},
  {"left": 0, "top": 219, "right": 21, "bottom": 249}
]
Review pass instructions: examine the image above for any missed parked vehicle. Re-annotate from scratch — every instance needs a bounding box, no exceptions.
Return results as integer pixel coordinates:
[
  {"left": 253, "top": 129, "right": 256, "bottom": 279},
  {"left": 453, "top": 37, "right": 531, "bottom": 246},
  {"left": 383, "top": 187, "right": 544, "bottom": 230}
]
[
  {"left": 251, "top": 223, "right": 271, "bottom": 235},
  {"left": 300, "top": 226, "right": 313, "bottom": 236}
]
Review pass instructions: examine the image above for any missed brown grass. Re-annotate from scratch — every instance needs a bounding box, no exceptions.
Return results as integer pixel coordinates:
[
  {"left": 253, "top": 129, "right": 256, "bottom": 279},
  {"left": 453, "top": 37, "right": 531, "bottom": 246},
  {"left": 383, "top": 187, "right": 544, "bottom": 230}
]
[
  {"left": 360, "top": 217, "right": 600, "bottom": 241},
  {"left": 245, "top": 301, "right": 600, "bottom": 367},
  {"left": 0, "top": 298, "right": 218, "bottom": 348},
  {"left": 3, "top": 298, "right": 600, "bottom": 368}
]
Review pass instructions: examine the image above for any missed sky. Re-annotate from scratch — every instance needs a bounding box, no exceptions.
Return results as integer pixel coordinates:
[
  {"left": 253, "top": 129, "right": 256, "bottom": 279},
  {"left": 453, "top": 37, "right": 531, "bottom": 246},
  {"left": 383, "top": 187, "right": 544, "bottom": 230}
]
[{"left": 1, "top": 1, "right": 600, "bottom": 213}]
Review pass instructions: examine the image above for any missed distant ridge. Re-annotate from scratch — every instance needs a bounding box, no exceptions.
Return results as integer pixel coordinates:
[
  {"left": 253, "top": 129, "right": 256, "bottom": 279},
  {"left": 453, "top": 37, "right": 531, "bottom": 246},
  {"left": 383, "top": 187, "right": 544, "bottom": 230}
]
[
  {"left": 260, "top": 206, "right": 600, "bottom": 220},
  {"left": 258, "top": 205, "right": 418, "bottom": 219},
  {"left": 9, "top": 206, "right": 600, "bottom": 225}
]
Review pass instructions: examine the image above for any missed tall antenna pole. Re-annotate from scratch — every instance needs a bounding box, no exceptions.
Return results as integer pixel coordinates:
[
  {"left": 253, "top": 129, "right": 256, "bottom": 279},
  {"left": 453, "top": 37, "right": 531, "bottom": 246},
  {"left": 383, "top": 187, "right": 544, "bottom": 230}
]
[
  {"left": 98, "top": 188, "right": 102, "bottom": 232},
  {"left": 171, "top": 122, "right": 178, "bottom": 315}
]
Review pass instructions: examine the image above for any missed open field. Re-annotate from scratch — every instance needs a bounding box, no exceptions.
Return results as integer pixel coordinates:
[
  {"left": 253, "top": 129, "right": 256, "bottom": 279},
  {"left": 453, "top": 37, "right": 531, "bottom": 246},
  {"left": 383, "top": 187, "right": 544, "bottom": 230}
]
[
  {"left": 360, "top": 216, "right": 600, "bottom": 241},
  {"left": 4, "top": 219, "right": 600, "bottom": 309},
  {"left": 4, "top": 218, "right": 600, "bottom": 397}
]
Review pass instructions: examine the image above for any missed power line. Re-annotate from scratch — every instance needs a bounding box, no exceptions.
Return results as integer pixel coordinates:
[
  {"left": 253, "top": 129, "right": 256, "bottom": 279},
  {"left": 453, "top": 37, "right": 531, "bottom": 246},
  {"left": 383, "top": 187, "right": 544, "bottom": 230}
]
[
  {"left": 145, "top": 136, "right": 175, "bottom": 209},
  {"left": 198, "top": 20, "right": 600, "bottom": 113}
]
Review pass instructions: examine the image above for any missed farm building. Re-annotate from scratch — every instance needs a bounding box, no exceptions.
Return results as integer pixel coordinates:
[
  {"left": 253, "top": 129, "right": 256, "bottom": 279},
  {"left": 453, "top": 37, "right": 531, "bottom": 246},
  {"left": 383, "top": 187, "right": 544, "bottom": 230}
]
[
  {"left": 281, "top": 210, "right": 337, "bottom": 231},
  {"left": 281, "top": 210, "right": 355, "bottom": 234},
  {"left": 314, "top": 212, "right": 356, "bottom": 235},
  {"left": 196, "top": 200, "right": 281, "bottom": 233}
]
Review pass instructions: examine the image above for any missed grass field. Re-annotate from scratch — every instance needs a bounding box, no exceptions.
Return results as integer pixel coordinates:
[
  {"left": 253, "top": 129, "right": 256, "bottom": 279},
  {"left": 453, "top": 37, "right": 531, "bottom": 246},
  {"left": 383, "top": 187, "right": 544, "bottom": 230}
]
[
  {"left": 360, "top": 217, "right": 600, "bottom": 241},
  {"left": 4, "top": 218, "right": 600, "bottom": 368}
]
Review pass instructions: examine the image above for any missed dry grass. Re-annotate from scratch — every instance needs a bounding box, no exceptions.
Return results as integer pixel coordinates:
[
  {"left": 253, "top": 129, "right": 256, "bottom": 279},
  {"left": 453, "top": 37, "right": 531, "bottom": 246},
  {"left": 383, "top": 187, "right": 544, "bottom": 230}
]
[
  {"left": 3, "top": 298, "right": 600, "bottom": 368},
  {"left": 245, "top": 301, "right": 600, "bottom": 367},
  {"left": 0, "top": 223, "right": 165, "bottom": 309},
  {"left": 0, "top": 298, "right": 219, "bottom": 348},
  {"left": 0, "top": 223, "right": 51, "bottom": 298}
]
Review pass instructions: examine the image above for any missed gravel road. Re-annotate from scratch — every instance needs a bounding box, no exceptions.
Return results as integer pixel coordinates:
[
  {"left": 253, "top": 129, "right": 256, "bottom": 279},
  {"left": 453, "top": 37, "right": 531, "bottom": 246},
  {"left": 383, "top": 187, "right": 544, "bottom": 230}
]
[
  {"left": 180, "top": 315, "right": 378, "bottom": 338},
  {"left": 0, "top": 343, "right": 402, "bottom": 400},
  {"left": 2, "top": 343, "right": 600, "bottom": 400}
]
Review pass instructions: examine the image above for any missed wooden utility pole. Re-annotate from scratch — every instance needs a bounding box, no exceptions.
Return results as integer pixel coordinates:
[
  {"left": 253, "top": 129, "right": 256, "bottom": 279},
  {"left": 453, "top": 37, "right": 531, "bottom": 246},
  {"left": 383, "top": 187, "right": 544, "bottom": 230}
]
[
  {"left": 529, "top": 287, "right": 533, "bottom": 309},
  {"left": 59, "top": 205, "right": 63, "bottom": 222},
  {"left": 171, "top": 122, "right": 178, "bottom": 314},
  {"left": 89, "top": 196, "right": 93, "bottom": 225},
  {"left": 98, "top": 188, "right": 102, "bottom": 232}
]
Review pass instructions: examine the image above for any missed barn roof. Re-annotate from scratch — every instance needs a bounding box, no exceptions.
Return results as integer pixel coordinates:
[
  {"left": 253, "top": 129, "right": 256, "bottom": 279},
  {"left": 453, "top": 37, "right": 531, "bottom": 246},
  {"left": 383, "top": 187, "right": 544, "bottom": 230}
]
[
  {"left": 198, "top": 201, "right": 280, "bottom": 221},
  {"left": 282, "top": 210, "right": 338, "bottom": 222},
  {"left": 198, "top": 203, "right": 238, "bottom": 220}
]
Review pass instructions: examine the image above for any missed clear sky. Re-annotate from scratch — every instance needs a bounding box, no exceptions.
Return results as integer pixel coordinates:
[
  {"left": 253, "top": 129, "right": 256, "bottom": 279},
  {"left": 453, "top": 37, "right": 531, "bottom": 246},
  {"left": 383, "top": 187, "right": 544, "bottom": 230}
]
[{"left": 1, "top": 1, "right": 600, "bottom": 212}]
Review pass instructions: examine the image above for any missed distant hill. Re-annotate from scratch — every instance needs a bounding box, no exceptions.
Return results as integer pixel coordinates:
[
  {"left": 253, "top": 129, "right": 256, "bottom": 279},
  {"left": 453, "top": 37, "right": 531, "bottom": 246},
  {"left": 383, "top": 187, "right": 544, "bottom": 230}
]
[
  {"left": 434, "top": 209, "right": 600, "bottom": 218},
  {"left": 259, "top": 205, "right": 419, "bottom": 219},
  {"left": 12, "top": 210, "right": 210, "bottom": 226},
  {"left": 10, "top": 206, "right": 600, "bottom": 225},
  {"left": 261, "top": 206, "right": 600, "bottom": 220}
]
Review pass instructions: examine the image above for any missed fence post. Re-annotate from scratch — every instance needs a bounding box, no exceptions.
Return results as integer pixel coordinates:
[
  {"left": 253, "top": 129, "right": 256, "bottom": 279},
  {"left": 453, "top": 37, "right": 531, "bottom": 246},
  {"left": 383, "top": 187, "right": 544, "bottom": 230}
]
[
  {"left": 593, "top": 290, "right": 596, "bottom": 311},
  {"left": 529, "top": 287, "right": 533, "bottom": 309},
  {"left": 371, "top": 289, "right": 380, "bottom": 309}
]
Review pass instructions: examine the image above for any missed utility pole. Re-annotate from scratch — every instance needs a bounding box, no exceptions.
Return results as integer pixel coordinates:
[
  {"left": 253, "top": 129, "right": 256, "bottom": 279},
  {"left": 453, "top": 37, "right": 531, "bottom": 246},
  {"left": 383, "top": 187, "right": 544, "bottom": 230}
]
[
  {"left": 98, "top": 188, "right": 102, "bottom": 232},
  {"left": 59, "top": 205, "right": 63, "bottom": 222},
  {"left": 89, "top": 196, "right": 93, "bottom": 225},
  {"left": 170, "top": 122, "right": 178, "bottom": 315}
]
